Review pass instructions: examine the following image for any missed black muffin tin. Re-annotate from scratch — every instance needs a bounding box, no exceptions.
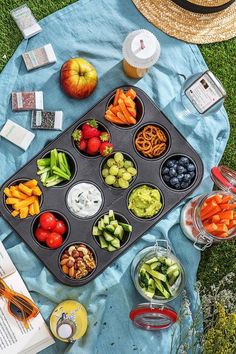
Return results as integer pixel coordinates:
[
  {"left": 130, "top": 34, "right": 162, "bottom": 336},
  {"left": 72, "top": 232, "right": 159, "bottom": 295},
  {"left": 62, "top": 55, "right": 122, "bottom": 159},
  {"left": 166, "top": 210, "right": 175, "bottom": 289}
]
[{"left": 0, "top": 86, "right": 203, "bottom": 286}]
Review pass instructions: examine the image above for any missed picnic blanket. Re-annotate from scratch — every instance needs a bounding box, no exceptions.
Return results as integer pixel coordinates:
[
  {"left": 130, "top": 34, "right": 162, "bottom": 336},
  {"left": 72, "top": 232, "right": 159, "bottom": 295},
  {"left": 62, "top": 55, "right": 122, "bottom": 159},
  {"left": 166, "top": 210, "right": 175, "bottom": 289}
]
[{"left": 0, "top": 0, "right": 230, "bottom": 353}]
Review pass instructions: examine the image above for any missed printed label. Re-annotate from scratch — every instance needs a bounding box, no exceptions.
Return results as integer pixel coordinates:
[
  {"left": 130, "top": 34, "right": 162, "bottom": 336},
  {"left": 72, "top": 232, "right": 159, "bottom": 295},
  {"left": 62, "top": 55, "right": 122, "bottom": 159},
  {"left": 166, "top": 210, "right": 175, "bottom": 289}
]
[{"left": 16, "top": 92, "right": 23, "bottom": 109}]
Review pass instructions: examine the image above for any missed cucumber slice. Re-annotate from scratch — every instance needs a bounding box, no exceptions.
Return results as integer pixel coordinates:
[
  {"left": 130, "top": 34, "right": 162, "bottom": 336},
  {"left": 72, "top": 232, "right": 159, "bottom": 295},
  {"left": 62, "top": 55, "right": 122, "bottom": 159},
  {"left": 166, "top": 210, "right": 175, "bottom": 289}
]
[
  {"left": 165, "top": 258, "right": 175, "bottom": 267},
  {"left": 114, "top": 225, "right": 124, "bottom": 240},
  {"left": 103, "top": 231, "right": 114, "bottom": 242},
  {"left": 98, "top": 236, "right": 108, "bottom": 249},
  {"left": 108, "top": 244, "right": 116, "bottom": 252},
  {"left": 98, "top": 221, "right": 103, "bottom": 231},
  {"left": 109, "top": 210, "right": 115, "bottom": 221},
  {"left": 154, "top": 278, "right": 170, "bottom": 299},
  {"left": 145, "top": 287, "right": 155, "bottom": 298},
  {"left": 168, "top": 270, "right": 180, "bottom": 286},
  {"left": 145, "top": 257, "right": 158, "bottom": 264},
  {"left": 110, "top": 220, "right": 119, "bottom": 228},
  {"left": 150, "top": 262, "right": 159, "bottom": 270},
  {"left": 92, "top": 226, "right": 102, "bottom": 236},
  {"left": 98, "top": 219, "right": 105, "bottom": 231},
  {"left": 104, "top": 214, "right": 110, "bottom": 225},
  {"left": 166, "top": 264, "right": 179, "bottom": 276},
  {"left": 105, "top": 225, "right": 115, "bottom": 234},
  {"left": 118, "top": 222, "right": 132, "bottom": 232},
  {"left": 111, "top": 238, "right": 120, "bottom": 249},
  {"left": 142, "top": 264, "right": 167, "bottom": 282}
]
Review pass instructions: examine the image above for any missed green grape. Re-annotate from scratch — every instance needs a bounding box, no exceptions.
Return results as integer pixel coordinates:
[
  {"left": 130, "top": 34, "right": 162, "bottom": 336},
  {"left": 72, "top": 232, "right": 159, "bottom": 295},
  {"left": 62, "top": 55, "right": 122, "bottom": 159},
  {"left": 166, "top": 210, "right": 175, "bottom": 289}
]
[
  {"left": 105, "top": 175, "right": 116, "bottom": 185},
  {"left": 113, "top": 179, "right": 120, "bottom": 188},
  {"left": 117, "top": 160, "right": 124, "bottom": 168},
  {"left": 107, "top": 158, "right": 115, "bottom": 167},
  {"left": 118, "top": 178, "right": 129, "bottom": 189},
  {"left": 109, "top": 165, "right": 119, "bottom": 176},
  {"left": 102, "top": 168, "right": 109, "bottom": 178},
  {"left": 127, "top": 167, "right": 137, "bottom": 176},
  {"left": 103, "top": 163, "right": 108, "bottom": 169},
  {"left": 123, "top": 172, "right": 132, "bottom": 181},
  {"left": 124, "top": 160, "right": 134, "bottom": 169},
  {"left": 114, "top": 152, "right": 124, "bottom": 163},
  {"left": 117, "top": 168, "right": 126, "bottom": 177}
]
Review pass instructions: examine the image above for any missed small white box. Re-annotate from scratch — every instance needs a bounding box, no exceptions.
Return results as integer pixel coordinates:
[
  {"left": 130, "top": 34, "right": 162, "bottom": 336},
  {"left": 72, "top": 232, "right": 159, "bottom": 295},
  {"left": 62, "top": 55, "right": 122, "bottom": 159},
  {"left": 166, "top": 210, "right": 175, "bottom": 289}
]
[
  {"left": 0, "top": 119, "right": 35, "bottom": 150},
  {"left": 10, "top": 4, "right": 42, "bottom": 39},
  {"left": 22, "top": 44, "right": 57, "bottom": 71}
]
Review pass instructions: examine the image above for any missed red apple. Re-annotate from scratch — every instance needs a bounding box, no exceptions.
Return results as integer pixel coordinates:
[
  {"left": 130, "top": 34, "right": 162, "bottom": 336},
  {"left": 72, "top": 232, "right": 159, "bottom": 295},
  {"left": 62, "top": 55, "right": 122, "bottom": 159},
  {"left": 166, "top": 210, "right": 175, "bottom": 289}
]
[{"left": 60, "top": 58, "right": 98, "bottom": 99}]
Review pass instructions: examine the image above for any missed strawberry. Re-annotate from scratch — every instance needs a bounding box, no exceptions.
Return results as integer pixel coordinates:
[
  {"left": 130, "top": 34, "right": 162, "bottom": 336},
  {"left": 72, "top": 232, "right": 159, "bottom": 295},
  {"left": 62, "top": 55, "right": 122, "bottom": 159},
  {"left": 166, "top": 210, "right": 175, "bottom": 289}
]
[
  {"left": 99, "top": 131, "right": 110, "bottom": 142},
  {"left": 79, "top": 139, "right": 87, "bottom": 151},
  {"left": 72, "top": 129, "right": 83, "bottom": 142},
  {"left": 99, "top": 142, "right": 113, "bottom": 157},
  {"left": 82, "top": 119, "right": 100, "bottom": 139},
  {"left": 87, "top": 137, "right": 101, "bottom": 155}
]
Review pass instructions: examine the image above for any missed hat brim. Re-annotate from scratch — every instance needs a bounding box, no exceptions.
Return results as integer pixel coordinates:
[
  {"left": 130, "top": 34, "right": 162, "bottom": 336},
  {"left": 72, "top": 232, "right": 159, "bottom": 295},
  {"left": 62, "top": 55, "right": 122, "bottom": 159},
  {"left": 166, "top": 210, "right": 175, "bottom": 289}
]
[{"left": 132, "top": 0, "right": 236, "bottom": 43}]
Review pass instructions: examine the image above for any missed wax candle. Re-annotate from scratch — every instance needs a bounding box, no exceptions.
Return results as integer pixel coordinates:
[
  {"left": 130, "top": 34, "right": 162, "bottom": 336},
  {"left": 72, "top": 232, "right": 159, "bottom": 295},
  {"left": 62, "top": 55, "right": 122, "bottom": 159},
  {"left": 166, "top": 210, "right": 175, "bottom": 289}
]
[{"left": 122, "top": 29, "right": 160, "bottom": 79}]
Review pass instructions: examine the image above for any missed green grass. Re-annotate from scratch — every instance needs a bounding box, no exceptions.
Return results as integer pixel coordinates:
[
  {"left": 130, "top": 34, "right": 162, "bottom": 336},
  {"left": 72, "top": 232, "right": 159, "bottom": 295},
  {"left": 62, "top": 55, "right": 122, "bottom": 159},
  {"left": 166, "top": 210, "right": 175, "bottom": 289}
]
[{"left": 0, "top": 0, "right": 235, "bottom": 292}]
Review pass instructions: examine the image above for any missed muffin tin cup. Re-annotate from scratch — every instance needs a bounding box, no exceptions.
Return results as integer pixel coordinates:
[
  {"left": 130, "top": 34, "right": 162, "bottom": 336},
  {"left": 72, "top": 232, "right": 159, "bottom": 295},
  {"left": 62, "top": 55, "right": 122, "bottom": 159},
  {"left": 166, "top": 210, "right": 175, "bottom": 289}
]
[
  {"left": 31, "top": 210, "right": 70, "bottom": 250},
  {"left": 3, "top": 178, "right": 43, "bottom": 217},
  {"left": 92, "top": 211, "right": 132, "bottom": 251},
  {"left": 160, "top": 154, "right": 197, "bottom": 192},
  {"left": 72, "top": 120, "right": 111, "bottom": 159},
  {"left": 106, "top": 93, "right": 144, "bottom": 129},
  {"left": 133, "top": 122, "right": 171, "bottom": 160},
  {"left": 0, "top": 85, "right": 204, "bottom": 286},
  {"left": 100, "top": 151, "right": 138, "bottom": 191},
  {"left": 40, "top": 149, "right": 76, "bottom": 188}
]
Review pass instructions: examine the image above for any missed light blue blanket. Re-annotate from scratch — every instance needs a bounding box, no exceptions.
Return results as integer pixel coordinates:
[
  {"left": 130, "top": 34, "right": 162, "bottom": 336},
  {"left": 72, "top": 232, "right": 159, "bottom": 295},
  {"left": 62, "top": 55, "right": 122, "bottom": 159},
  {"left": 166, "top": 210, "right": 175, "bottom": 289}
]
[{"left": 0, "top": 0, "right": 229, "bottom": 353}]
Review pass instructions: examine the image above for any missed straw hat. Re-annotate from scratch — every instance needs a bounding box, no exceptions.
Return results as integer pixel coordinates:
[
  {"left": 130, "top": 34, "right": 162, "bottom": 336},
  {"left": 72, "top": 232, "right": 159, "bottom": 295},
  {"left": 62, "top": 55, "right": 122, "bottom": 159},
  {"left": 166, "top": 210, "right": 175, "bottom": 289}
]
[{"left": 132, "top": 0, "right": 236, "bottom": 43}]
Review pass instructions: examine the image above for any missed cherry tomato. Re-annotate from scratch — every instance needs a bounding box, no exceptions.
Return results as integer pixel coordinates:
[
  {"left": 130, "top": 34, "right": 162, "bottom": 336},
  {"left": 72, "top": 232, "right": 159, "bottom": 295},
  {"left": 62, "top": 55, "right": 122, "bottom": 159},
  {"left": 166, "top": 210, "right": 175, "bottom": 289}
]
[
  {"left": 35, "top": 227, "right": 50, "bottom": 243},
  {"left": 39, "top": 212, "right": 57, "bottom": 231},
  {"left": 46, "top": 232, "right": 63, "bottom": 249},
  {"left": 53, "top": 220, "right": 67, "bottom": 235}
]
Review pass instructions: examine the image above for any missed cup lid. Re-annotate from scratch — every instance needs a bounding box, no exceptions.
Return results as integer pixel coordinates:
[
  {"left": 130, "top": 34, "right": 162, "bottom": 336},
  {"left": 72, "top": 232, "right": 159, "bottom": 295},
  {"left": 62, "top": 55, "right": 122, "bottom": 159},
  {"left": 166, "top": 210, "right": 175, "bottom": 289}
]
[
  {"left": 122, "top": 29, "right": 160, "bottom": 68},
  {"left": 211, "top": 166, "right": 236, "bottom": 194},
  {"left": 129, "top": 303, "right": 178, "bottom": 331}
]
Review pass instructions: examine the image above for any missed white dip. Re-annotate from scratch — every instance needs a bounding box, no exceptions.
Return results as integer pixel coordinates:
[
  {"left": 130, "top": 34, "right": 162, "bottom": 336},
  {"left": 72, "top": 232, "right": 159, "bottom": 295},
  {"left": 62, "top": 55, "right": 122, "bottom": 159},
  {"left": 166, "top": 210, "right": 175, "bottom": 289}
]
[{"left": 67, "top": 182, "right": 102, "bottom": 218}]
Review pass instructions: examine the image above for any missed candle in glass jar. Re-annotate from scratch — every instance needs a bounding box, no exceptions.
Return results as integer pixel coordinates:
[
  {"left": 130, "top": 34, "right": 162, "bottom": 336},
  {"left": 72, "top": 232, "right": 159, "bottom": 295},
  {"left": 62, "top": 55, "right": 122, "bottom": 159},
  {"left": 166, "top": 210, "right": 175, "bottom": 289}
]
[{"left": 122, "top": 29, "right": 160, "bottom": 79}]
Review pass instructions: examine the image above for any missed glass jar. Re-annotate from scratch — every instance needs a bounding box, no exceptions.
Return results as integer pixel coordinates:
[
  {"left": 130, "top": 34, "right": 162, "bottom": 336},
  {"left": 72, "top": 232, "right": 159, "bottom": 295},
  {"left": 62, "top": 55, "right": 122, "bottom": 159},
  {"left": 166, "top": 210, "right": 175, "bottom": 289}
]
[
  {"left": 129, "top": 241, "right": 185, "bottom": 330},
  {"left": 180, "top": 166, "right": 236, "bottom": 250}
]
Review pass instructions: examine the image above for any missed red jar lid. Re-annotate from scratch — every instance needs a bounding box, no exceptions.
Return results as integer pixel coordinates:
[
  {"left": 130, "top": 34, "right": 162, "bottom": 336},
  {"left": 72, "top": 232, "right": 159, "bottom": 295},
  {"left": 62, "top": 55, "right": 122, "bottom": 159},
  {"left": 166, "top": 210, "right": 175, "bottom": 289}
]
[
  {"left": 129, "top": 303, "right": 178, "bottom": 331},
  {"left": 211, "top": 166, "right": 236, "bottom": 194}
]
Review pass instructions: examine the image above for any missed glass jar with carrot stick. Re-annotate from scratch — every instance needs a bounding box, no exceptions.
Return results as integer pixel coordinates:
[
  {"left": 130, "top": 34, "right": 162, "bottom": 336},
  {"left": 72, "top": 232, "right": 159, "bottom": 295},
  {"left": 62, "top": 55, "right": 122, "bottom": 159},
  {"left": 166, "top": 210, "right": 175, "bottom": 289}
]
[{"left": 180, "top": 166, "right": 236, "bottom": 250}]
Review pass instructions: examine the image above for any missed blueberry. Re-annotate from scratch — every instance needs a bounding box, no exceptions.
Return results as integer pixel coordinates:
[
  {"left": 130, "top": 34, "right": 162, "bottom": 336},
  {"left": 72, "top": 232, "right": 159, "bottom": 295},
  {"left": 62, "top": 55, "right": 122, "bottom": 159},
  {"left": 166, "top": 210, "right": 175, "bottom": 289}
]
[
  {"left": 170, "top": 177, "right": 179, "bottom": 186},
  {"left": 163, "top": 174, "right": 170, "bottom": 182},
  {"left": 177, "top": 173, "right": 184, "bottom": 181},
  {"left": 169, "top": 168, "right": 177, "bottom": 177},
  {"left": 162, "top": 167, "right": 169, "bottom": 175},
  {"left": 181, "top": 181, "right": 190, "bottom": 189},
  {"left": 183, "top": 174, "right": 191, "bottom": 182},
  {"left": 174, "top": 183, "right": 181, "bottom": 190},
  {"left": 173, "top": 163, "right": 178, "bottom": 170},
  {"left": 187, "top": 164, "right": 195, "bottom": 172},
  {"left": 166, "top": 160, "right": 175, "bottom": 168},
  {"left": 179, "top": 157, "right": 189, "bottom": 166},
  {"left": 189, "top": 171, "right": 196, "bottom": 179},
  {"left": 177, "top": 165, "right": 185, "bottom": 174}
]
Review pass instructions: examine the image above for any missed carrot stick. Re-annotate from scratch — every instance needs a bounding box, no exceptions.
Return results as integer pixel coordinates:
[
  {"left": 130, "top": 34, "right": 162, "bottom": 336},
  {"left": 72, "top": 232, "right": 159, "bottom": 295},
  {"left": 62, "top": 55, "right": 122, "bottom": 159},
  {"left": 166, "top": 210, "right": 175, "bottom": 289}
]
[
  {"left": 24, "top": 179, "right": 37, "bottom": 188},
  {"left": 127, "top": 106, "right": 137, "bottom": 118},
  {"left": 4, "top": 188, "right": 12, "bottom": 198},
  {"left": 228, "top": 220, "right": 236, "bottom": 230},
  {"left": 212, "top": 214, "right": 220, "bottom": 223},
  {"left": 118, "top": 99, "right": 136, "bottom": 125},
  {"left": 110, "top": 106, "right": 121, "bottom": 114},
  {"left": 117, "top": 112, "right": 128, "bottom": 124},
  {"left": 200, "top": 200, "right": 218, "bottom": 217},
  {"left": 220, "top": 195, "right": 234, "bottom": 204},
  {"left": 124, "top": 96, "right": 135, "bottom": 108},
  {"left": 125, "top": 88, "right": 136, "bottom": 100},
  {"left": 201, "top": 206, "right": 222, "bottom": 221},
  {"left": 204, "top": 223, "right": 218, "bottom": 233},
  {"left": 219, "top": 203, "right": 236, "bottom": 210},
  {"left": 105, "top": 112, "right": 126, "bottom": 125},
  {"left": 218, "top": 210, "right": 234, "bottom": 220},
  {"left": 220, "top": 219, "right": 230, "bottom": 225},
  {"left": 215, "top": 224, "right": 228, "bottom": 232},
  {"left": 211, "top": 231, "right": 228, "bottom": 238},
  {"left": 113, "top": 89, "right": 121, "bottom": 106},
  {"left": 18, "top": 183, "right": 32, "bottom": 197}
]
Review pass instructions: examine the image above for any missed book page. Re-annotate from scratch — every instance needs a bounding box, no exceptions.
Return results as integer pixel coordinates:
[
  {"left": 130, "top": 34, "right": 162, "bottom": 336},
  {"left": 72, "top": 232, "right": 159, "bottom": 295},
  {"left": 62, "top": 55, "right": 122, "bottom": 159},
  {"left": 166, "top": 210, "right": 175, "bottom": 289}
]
[
  {"left": 0, "top": 243, "right": 55, "bottom": 353},
  {"left": 0, "top": 241, "right": 16, "bottom": 278}
]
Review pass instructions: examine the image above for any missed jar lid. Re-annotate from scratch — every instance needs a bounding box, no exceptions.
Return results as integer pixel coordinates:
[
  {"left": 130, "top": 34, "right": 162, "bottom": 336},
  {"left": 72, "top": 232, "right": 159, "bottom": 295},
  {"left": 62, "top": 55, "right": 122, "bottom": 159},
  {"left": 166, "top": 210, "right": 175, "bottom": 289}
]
[
  {"left": 129, "top": 303, "right": 177, "bottom": 331},
  {"left": 211, "top": 166, "right": 236, "bottom": 194},
  {"left": 122, "top": 29, "right": 160, "bottom": 68}
]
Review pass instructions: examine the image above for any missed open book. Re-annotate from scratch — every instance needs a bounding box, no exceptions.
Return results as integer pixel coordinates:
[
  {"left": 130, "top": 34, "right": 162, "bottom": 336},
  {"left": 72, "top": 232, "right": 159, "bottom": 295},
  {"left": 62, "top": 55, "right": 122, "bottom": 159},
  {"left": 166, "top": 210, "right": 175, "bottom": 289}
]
[{"left": 0, "top": 241, "right": 55, "bottom": 354}]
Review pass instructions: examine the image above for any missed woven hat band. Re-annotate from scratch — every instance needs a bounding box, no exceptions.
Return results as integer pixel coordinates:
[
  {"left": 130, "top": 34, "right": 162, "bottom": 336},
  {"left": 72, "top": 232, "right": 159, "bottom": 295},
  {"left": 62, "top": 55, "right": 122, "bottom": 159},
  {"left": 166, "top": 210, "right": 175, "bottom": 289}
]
[{"left": 171, "top": 0, "right": 235, "bottom": 13}]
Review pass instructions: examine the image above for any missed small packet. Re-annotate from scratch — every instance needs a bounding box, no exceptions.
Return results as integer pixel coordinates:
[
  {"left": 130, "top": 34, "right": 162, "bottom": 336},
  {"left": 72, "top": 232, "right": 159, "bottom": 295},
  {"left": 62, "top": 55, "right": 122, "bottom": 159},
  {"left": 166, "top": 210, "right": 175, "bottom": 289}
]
[
  {"left": 10, "top": 4, "right": 42, "bottom": 39},
  {"left": 22, "top": 44, "right": 57, "bottom": 71},
  {"left": 0, "top": 119, "right": 35, "bottom": 150},
  {"left": 31, "top": 111, "right": 63, "bottom": 130},
  {"left": 12, "top": 91, "right": 44, "bottom": 111}
]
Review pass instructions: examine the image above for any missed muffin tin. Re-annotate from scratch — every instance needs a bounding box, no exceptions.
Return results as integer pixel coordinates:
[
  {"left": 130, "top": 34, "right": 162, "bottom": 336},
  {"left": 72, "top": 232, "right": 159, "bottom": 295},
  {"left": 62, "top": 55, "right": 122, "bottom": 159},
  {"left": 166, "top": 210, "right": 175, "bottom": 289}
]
[{"left": 0, "top": 86, "right": 203, "bottom": 286}]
